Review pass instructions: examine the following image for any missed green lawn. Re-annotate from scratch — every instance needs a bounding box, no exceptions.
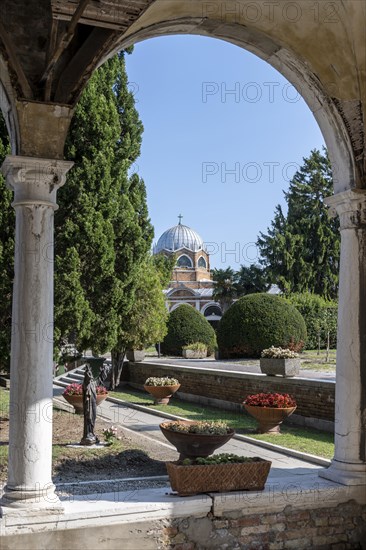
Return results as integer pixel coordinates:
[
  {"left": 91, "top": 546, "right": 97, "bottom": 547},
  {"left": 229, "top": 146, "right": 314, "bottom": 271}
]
[
  {"left": 300, "top": 349, "right": 336, "bottom": 371},
  {"left": 0, "top": 387, "right": 9, "bottom": 416},
  {"left": 110, "top": 387, "right": 334, "bottom": 459}
]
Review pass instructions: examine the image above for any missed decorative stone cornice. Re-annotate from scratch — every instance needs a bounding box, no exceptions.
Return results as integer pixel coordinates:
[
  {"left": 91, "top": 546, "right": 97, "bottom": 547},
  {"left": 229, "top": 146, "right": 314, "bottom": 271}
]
[
  {"left": 325, "top": 189, "right": 366, "bottom": 230},
  {"left": 1, "top": 155, "right": 73, "bottom": 209}
]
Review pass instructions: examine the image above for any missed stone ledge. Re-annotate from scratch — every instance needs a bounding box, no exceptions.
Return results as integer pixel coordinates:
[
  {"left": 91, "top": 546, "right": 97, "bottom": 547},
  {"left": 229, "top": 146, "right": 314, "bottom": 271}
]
[
  {"left": 132, "top": 361, "right": 335, "bottom": 388},
  {"left": 1, "top": 478, "right": 364, "bottom": 541},
  {"left": 1, "top": 487, "right": 211, "bottom": 536}
]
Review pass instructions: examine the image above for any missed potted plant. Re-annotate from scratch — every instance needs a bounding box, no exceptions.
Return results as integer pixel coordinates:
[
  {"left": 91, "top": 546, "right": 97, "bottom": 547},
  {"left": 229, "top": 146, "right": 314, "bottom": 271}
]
[
  {"left": 144, "top": 376, "right": 180, "bottom": 404},
  {"left": 182, "top": 342, "right": 207, "bottom": 359},
  {"left": 166, "top": 453, "right": 271, "bottom": 496},
  {"left": 243, "top": 392, "right": 297, "bottom": 434},
  {"left": 260, "top": 346, "right": 300, "bottom": 377},
  {"left": 62, "top": 383, "right": 108, "bottom": 414},
  {"left": 126, "top": 349, "right": 145, "bottom": 362},
  {"left": 160, "top": 420, "right": 235, "bottom": 460}
]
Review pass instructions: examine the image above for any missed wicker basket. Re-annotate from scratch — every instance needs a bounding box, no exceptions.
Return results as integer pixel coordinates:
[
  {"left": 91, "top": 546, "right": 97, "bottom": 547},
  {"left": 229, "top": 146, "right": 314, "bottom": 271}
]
[{"left": 166, "top": 458, "right": 271, "bottom": 496}]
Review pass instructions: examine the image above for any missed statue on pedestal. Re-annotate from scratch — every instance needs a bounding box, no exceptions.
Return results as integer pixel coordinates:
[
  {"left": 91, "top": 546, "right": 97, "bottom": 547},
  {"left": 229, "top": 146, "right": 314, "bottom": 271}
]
[{"left": 80, "top": 365, "right": 99, "bottom": 446}]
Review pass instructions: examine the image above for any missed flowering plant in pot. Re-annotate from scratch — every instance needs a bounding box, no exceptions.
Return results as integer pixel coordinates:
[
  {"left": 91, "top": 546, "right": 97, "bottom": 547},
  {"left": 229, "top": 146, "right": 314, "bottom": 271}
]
[
  {"left": 160, "top": 420, "right": 235, "bottom": 460},
  {"left": 144, "top": 376, "right": 180, "bottom": 405},
  {"left": 182, "top": 342, "right": 207, "bottom": 359},
  {"left": 260, "top": 346, "right": 300, "bottom": 377},
  {"left": 166, "top": 453, "right": 271, "bottom": 496},
  {"left": 62, "top": 383, "right": 108, "bottom": 414},
  {"left": 243, "top": 392, "right": 297, "bottom": 434}
]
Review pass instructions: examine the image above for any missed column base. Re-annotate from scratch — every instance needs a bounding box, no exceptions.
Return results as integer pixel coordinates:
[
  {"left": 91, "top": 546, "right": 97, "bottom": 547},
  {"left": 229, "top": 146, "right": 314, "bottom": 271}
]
[
  {"left": 0, "top": 483, "right": 63, "bottom": 510},
  {"left": 319, "top": 459, "right": 366, "bottom": 486}
]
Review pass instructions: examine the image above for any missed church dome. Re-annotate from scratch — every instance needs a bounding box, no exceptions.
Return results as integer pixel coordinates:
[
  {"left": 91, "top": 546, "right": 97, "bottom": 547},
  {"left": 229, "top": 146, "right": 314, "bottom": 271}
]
[{"left": 154, "top": 220, "right": 204, "bottom": 254}]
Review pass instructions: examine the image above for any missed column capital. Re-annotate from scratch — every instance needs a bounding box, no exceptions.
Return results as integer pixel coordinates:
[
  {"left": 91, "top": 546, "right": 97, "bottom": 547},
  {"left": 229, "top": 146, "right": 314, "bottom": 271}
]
[
  {"left": 325, "top": 189, "right": 366, "bottom": 229},
  {"left": 1, "top": 155, "right": 73, "bottom": 208}
]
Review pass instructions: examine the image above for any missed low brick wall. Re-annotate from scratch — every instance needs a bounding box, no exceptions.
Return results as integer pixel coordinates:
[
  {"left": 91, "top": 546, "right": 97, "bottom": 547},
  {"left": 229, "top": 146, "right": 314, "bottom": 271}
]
[
  {"left": 162, "top": 500, "right": 365, "bottom": 549},
  {"left": 124, "top": 362, "right": 335, "bottom": 424}
]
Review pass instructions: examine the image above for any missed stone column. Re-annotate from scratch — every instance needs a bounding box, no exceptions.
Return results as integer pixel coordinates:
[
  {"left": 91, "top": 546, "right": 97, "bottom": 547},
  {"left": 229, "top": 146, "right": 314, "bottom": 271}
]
[
  {"left": 319, "top": 189, "right": 366, "bottom": 485},
  {"left": 1, "top": 155, "right": 73, "bottom": 508}
]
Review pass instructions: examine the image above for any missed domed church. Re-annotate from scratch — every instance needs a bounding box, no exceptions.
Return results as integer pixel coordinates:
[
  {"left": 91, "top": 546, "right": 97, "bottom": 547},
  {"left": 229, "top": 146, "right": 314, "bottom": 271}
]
[{"left": 153, "top": 216, "right": 222, "bottom": 325}]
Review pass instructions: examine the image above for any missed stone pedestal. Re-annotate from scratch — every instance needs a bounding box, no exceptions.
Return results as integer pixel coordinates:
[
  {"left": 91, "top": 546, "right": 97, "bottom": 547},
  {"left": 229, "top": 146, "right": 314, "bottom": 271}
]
[
  {"left": 319, "top": 189, "right": 366, "bottom": 485},
  {"left": 0, "top": 155, "right": 73, "bottom": 508}
]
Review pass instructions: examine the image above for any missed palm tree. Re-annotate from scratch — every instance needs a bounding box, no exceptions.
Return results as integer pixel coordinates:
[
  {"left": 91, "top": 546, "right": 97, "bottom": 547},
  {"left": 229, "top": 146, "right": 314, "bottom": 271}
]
[{"left": 212, "top": 268, "right": 239, "bottom": 314}]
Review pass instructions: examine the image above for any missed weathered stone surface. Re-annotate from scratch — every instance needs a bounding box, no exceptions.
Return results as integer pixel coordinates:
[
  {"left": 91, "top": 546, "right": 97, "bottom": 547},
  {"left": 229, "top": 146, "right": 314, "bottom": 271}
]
[{"left": 260, "top": 358, "right": 300, "bottom": 377}]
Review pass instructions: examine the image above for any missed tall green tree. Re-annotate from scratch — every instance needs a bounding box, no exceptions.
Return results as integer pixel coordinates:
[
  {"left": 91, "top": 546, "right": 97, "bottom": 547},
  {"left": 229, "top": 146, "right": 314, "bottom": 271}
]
[
  {"left": 0, "top": 118, "right": 13, "bottom": 373},
  {"left": 237, "top": 264, "right": 270, "bottom": 295},
  {"left": 212, "top": 267, "right": 239, "bottom": 313},
  {"left": 257, "top": 149, "right": 340, "bottom": 299},
  {"left": 55, "top": 52, "right": 153, "bottom": 361}
]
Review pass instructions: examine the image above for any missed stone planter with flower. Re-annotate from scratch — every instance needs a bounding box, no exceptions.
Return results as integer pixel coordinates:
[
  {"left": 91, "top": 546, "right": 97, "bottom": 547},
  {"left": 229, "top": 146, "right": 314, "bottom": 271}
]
[
  {"left": 62, "top": 382, "right": 108, "bottom": 414},
  {"left": 243, "top": 392, "right": 297, "bottom": 434},
  {"left": 260, "top": 346, "right": 300, "bottom": 377},
  {"left": 182, "top": 342, "right": 207, "bottom": 359},
  {"left": 144, "top": 376, "right": 180, "bottom": 404}
]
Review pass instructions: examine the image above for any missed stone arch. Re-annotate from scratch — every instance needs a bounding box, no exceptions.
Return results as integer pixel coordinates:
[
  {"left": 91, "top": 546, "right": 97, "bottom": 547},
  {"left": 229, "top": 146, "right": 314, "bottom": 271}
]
[{"left": 103, "top": 19, "right": 359, "bottom": 192}]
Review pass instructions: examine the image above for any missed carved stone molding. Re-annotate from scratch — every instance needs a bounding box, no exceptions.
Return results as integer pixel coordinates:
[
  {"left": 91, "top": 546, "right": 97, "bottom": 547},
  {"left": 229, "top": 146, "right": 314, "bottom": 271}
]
[{"left": 325, "top": 189, "right": 366, "bottom": 230}]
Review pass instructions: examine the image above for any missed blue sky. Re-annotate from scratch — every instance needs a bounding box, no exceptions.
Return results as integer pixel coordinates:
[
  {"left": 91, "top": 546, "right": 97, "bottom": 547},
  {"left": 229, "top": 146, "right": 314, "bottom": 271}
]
[{"left": 125, "top": 35, "right": 325, "bottom": 270}]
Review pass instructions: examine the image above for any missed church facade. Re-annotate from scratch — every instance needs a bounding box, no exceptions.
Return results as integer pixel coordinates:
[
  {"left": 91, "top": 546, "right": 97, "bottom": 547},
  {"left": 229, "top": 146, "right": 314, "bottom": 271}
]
[{"left": 153, "top": 217, "right": 222, "bottom": 325}]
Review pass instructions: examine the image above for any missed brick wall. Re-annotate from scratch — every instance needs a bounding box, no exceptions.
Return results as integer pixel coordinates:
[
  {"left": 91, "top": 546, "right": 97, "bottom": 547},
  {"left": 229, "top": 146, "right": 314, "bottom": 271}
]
[
  {"left": 124, "top": 362, "right": 335, "bottom": 422},
  {"left": 161, "top": 500, "right": 365, "bottom": 549}
]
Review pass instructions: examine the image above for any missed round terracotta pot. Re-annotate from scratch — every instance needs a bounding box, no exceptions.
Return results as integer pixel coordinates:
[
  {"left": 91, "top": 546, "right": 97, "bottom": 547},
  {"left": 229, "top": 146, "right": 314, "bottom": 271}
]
[
  {"left": 63, "top": 393, "right": 108, "bottom": 414},
  {"left": 243, "top": 404, "right": 297, "bottom": 434},
  {"left": 160, "top": 420, "right": 235, "bottom": 460},
  {"left": 144, "top": 384, "right": 180, "bottom": 405}
]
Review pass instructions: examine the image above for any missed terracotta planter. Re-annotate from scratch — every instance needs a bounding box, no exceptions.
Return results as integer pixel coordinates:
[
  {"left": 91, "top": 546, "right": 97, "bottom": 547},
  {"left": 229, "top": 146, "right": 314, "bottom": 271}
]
[
  {"left": 260, "top": 357, "right": 300, "bottom": 377},
  {"left": 160, "top": 421, "right": 235, "bottom": 460},
  {"left": 182, "top": 349, "right": 207, "bottom": 359},
  {"left": 244, "top": 404, "right": 297, "bottom": 433},
  {"left": 144, "top": 384, "right": 180, "bottom": 405},
  {"left": 63, "top": 393, "right": 108, "bottom": 414},
  {"left": 166, "top": 458, "right": 271, "bottom": 496}
]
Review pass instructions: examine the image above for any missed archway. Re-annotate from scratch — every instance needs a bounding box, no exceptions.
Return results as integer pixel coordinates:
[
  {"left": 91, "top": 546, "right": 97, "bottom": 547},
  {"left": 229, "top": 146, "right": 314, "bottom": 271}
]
[{"left": 0, "top": 1, "right": 365, "bottom": 510}]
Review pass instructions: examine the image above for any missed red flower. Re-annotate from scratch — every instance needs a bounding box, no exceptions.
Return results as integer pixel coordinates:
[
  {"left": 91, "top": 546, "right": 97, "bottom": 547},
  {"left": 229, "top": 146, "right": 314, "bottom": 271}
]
[
  {"left": 63, "top": 383, "right": 108, "bottom": 396},
  {"left": 244, "top": 392, "right": 296, "bottom": 408}
]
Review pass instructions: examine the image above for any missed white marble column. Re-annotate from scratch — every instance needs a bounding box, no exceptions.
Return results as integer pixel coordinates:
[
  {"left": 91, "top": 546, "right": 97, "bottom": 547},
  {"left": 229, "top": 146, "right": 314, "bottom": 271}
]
[
  {"left": 1, "top": 156, "right": 73, "bottom": 508},
  {"left": 319, "top": 189, "right": 366, "bottom": 485}
]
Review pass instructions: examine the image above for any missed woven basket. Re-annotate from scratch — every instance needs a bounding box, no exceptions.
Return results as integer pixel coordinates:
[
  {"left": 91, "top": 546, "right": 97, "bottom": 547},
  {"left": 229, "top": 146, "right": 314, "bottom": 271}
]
[{"left": 166, "top": 458, "right": 271, "bottom": 496}]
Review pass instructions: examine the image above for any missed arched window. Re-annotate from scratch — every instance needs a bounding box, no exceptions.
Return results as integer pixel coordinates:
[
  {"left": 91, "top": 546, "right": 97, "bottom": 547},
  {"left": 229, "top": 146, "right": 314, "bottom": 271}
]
[
  {"left": 204, "top": 305, "right": 222, "bottom": 317},
  {"left": 176, "top": 254, "right": 193, "bottom": 268},
  {"left": 198, "top": 256, "right": 207, "bottom": 269}
]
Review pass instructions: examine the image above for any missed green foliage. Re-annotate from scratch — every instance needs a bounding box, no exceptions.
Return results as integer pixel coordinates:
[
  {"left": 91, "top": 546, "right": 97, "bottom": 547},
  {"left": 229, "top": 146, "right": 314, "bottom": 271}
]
[
  {"left": 212, "top": 267, "right": 239, "bottom": 313},
  {"left": 55, "top": 52, "right": 153, "bottom": 364},
  {"left": 257, "top": 149, "right": 340, "bottom": 299},
  {"left": 237, "top": 264, "right": 270, "bottom": 295},
  {"left": 0, "top": 118, "right": 13, "bottom": 373},
  {"left": 116, "top": 257, "right": 168, "bottom": 352},
  {"left": 284, "top": 293, "right": 337, "bottom": 349},
  {"left": 152, "top": 253, "right": 176, "bottom": 287},
  {"left": 182, "top": 342, "right": 207, "bottom": 352},
  {"left": 161, "top": 304, "right": 217, "bottom": 356},
  {"left": 217, "top": 293, "right": 307, "bottom": 358},
  {"left": 212, "top": 265, "right": 269, "bottom": 314}
]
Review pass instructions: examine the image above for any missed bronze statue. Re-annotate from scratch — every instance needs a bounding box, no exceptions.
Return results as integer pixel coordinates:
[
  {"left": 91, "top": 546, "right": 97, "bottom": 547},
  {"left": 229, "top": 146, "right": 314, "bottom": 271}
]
[{"left": 80, "top": 364, "right": 99, "bottom": 446}]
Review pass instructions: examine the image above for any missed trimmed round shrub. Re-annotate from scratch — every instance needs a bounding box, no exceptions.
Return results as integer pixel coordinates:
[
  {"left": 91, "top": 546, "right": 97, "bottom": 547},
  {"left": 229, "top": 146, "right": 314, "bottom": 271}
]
[
  {"left": 161, "top": 304, "right": 217, "bottom": 356},
  {"left": 217, "top": 293, "right": 307, "bottom": 358}
]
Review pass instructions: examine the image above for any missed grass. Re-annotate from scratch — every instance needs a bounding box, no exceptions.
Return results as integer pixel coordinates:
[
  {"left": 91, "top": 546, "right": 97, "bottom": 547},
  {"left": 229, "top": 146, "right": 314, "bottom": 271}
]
[
  {"left": 300, "top": 349, "right": 336, "bottom": 371},
  {"left": 110, "top": 387, "right": 334, "bottom": 459}
]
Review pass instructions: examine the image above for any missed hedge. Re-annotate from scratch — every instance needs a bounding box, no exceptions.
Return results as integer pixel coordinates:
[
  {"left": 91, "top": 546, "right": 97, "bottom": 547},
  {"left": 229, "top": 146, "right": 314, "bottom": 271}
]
[
  {"left": 217, "top": 293, "right": 307, "bottom": 358},
  {"left": 161, "top": 304, "right": 217, "bottom": 356}
]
